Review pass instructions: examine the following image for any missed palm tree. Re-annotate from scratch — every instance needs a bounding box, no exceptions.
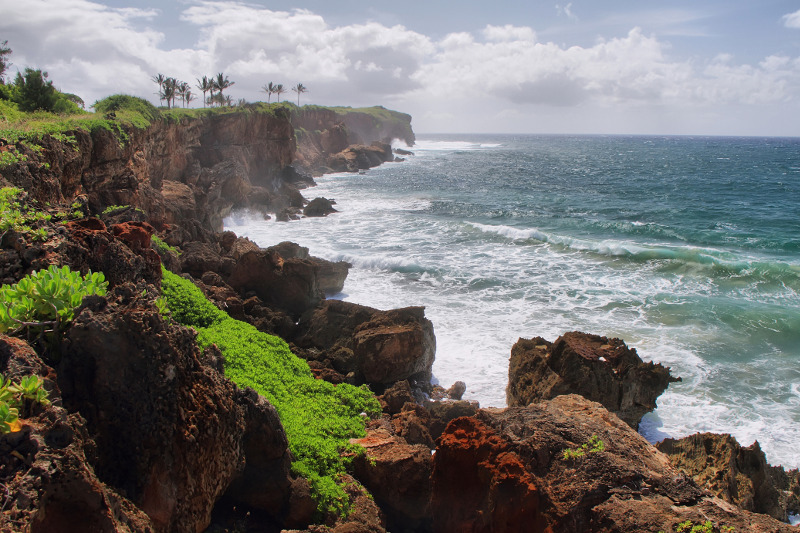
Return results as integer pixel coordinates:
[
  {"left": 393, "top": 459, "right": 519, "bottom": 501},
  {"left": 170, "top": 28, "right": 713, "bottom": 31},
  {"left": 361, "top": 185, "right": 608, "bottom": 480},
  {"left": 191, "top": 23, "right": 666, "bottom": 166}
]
[
  {"left": 161, "top": 77, "right": 179, "bottom": 109},
  {"left": 178, "top": 81, "right": 191, "bottom": 107},
  {"left": 213, "top": 72, "right": 234, "bottom": 104},
  {"left": 262, "top": 81, "right": 277, "bottom": 103},
  {"left": 151, "top": 73, "right": 166, "bottom": 106},
  {"left": 185, "top": 90, "right": 196, "bottom": 107},
  {"left": 196, "top": 76, "right": 213, "bottom": 108},
  {"left": 291, "top": 83, "right": 307, "bottom": 105},
  {"left": 273, "top": 83, "right": 287, "bottom": 103}
]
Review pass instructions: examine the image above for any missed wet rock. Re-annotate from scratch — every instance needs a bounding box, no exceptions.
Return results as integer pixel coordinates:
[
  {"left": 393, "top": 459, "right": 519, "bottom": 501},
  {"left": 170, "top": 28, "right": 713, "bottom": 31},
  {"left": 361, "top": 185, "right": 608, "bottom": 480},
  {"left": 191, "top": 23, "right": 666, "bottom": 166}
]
[
  {"left": 506, "top": 332, "right": 678, "bottom": 429},
  {"left": 657, "top": 432, "right": 800, "bottom": 521},
  {"left": 303, "top": 197, "right": 337, "bottom": 217}
]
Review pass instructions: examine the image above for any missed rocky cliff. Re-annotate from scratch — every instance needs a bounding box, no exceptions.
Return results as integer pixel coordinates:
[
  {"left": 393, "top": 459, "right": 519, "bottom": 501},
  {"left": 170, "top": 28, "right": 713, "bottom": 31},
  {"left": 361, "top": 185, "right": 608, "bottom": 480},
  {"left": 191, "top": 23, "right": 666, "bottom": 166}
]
[{"left": 1, "top": 103, "right": 798, "bottom": 533}]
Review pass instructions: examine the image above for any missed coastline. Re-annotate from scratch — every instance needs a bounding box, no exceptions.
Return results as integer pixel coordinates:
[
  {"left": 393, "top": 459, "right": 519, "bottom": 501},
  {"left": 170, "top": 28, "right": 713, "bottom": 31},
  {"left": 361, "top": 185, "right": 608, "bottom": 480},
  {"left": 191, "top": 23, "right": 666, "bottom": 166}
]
[{"left": 1, "top": 107, "right": 798, "bottom": 531}]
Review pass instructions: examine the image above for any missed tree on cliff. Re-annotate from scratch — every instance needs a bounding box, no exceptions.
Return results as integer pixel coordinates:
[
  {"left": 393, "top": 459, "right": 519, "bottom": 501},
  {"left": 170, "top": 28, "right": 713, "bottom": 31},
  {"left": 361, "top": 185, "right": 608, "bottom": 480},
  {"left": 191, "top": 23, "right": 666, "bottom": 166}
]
[
  {"left": 151, "top": 73, "right": 166, "bottom": 106},
  {"left": 0, "top": 40, "right": 11, "bottom": 84},
  {"left": 262, "top": 81, "right": 277, "bottom": 103},
  {"left": 213, "top": 72, "right": 234, "bottom": 103},
  {"left": 13, "top": 68, "right": 58, "bottom": 112},
  {"left": 291, "top": 83, "right": 307, "bottom": 105},
  {"left": 161, "top": 77, "right": 178, "bottom": 109},
  {"left": 274, "top": 83, "right": 287, "bottom": 102},
  {"left": 197, "top": 75, "right": 213, "bottom": 107}
]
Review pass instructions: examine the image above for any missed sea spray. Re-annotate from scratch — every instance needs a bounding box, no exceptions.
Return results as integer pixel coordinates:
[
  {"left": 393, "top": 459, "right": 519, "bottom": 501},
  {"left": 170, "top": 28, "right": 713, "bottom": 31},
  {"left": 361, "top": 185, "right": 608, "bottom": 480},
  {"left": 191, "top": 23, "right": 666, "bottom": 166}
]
[{"left": 225, "top": 134, "right": 800, "bottom": 468}]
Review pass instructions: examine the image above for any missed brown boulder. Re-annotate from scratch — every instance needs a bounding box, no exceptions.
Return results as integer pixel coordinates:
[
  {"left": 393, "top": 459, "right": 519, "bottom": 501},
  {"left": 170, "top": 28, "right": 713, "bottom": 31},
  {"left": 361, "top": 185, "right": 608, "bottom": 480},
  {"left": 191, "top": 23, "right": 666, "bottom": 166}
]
[
  {"left": 506, "top": 332, "right": 678, "bottom": 429},
  {"left": 430, "top": 395, "right": 797, "bottom": 533},
  {"left": 657, "top": 432, "right": 800, "bottom": 521},
  {"left": 58, "top": 284, "right": 294, "bottom": 532},
  {"left": 354, "top": 307, "right": 435, "bottom": 385},
  {"left": 296, "top": 300, "right": 435, "bottom": 386},
  {"left": 303, "top": 197, "right": 337, "bottom": 217},
  {"left": 351, "top": 429, "right": 433, "bottom": 531}
]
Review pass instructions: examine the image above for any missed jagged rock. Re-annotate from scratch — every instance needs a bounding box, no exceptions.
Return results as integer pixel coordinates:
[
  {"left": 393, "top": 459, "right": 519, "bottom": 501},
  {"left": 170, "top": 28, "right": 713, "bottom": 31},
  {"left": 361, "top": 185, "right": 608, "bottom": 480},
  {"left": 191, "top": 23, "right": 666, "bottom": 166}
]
[
  {"left": 180, "top": 241, "right": 224, "bottom": 279},
  {"left": 295, "top": 300, "right": 435, "bottom": 386},
  {"left": 424, "top": 400, "right": 479, "bottom": 441},
  {"left": 391, "top": 403, "right": 435, "bottom": 449},
  {"left": 354, "top": 307, "right": 435, "bottom": 385},
  {"left": 58, "top": 284, "right": 295, "bottom": 532},
  {"left": 304, "top": 197, "right": 337, "bottom": 217},
  {"left": 657, "top": 432, "right": 800, "bottom": 521},
  {"left": 352, "top": 428, "right": 433, "bottom": 531},
  {"left": 327, "top": 143, "right": 394, "bottom": 173},
  {"left": 379, "top": 380, "right": 416, "bottom": 415},
  {"left": 431, "top": 395, "right": 796, "bottom": 533},
  {"left": 506, "top": 332, "right": 678, "bottom": 429},
  {"left": 0, "top": 336, "right": 155, "bottom": 533}
]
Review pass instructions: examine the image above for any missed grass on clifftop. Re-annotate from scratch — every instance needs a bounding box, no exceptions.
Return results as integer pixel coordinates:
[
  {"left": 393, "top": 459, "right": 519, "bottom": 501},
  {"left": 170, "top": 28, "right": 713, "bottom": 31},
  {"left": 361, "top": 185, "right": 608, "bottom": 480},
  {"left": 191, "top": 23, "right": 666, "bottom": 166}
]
[
  {"left": 0, "top": 95, "right": 292, "bottom": 146},
  {"left": 160, "top": 267, "right": 380, "bottom": 516}
]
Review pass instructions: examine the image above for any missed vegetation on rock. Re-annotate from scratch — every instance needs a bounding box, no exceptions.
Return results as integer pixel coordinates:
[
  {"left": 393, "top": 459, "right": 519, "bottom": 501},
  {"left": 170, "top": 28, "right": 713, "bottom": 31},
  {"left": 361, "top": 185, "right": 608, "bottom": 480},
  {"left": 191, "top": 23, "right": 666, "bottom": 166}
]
[
  {"left": 0, "top": 187, "right": 50, "bottom": 240},
  {"left": 160, "top": 267, "right": 381, "bottom": 516},
  {"left": 0, "top": 373, "right": 50, "bottom": 433},
  {"left": 0, "top": 264, "right": 107, "bottom": 335}
]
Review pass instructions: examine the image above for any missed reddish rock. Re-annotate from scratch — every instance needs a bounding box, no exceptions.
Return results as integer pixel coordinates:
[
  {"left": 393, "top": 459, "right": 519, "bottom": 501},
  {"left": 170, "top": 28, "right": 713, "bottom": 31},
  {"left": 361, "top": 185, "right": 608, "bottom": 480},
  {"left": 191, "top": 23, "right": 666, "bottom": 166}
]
[
  {"left": 657, "top": 432, "right": 800, "bottom": 521},
  {"left": 430, "top": 395, "right": 797, "bottom": 533},
  {"left": 506, "top": 332, "right": 678, "bottom": 429},
  {"left": 431, "top": 417, "right": 547, "bottom": 533},
  {"left": 327, "top": 143, "right": 394, "bottom": 173},
  {"left": 111, "top": 221, "right": 154, "bottom": 251},
  {"left": 352, "top": 429, "right": 433, "bottom": 531}
]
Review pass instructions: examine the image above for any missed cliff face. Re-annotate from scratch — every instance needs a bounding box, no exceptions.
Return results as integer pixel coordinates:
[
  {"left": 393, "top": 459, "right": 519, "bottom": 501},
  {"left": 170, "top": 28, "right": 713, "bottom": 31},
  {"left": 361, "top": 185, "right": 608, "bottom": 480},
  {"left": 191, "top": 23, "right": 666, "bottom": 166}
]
[{"left": 0, "top": 104, "right": 413, "bottom": 236}]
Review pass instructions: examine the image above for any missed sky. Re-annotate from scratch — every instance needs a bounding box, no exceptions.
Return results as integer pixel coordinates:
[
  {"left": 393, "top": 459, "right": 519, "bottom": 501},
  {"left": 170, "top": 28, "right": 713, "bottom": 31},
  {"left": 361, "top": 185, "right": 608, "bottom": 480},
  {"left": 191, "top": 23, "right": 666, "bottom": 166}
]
[{"left": 2, "top": 0, "right": 800, "bottom": 136}]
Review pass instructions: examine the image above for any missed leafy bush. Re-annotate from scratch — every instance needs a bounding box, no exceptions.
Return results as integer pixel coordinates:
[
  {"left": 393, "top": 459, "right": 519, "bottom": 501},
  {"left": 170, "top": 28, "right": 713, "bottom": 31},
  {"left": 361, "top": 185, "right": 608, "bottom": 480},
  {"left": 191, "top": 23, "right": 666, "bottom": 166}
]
[
  {"left": 0, "top": 264, "right": 107, "bottom": 334},
  {"left": 0, "top": 373, "right": 50, "bottom": 433},
  {"left": 0, "top": 187, "right": 50, "bottom": 240},
  {"left": 160, "top": 268, "right": 381, "bottom": 515},
  {"left": 92, "top": 94, "right": 161, "bottom": 124}
]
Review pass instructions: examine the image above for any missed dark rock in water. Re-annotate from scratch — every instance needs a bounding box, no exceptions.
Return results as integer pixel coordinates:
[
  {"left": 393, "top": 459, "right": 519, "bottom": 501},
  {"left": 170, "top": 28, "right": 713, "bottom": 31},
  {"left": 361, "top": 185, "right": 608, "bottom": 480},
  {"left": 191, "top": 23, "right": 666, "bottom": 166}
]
[
  {"left": 227, "top": 244, "right": 350, "bottom": 317},
  {"left": 294, "top": 300, "right": 436, "bottom": 387},
  {"left": 446, "top": 380, "right": 467, "bottom": 400},
  {"left": 394, "top": 148, "right": 414, "bottom": 156},
  {"left": 506, "top": 331, "right": 678, "bottom": 429},
  {"left": 327, "top": 142, "right": 394, "bottom": 173},
  {"left": 303, "top": 197, "right": 337, "bottom": 217},
  {"left": 431, "top": 395, "right": 797, "bottom": 533},
  {"left": 657, "top": 432, "right": 800, "bottom": 521}
]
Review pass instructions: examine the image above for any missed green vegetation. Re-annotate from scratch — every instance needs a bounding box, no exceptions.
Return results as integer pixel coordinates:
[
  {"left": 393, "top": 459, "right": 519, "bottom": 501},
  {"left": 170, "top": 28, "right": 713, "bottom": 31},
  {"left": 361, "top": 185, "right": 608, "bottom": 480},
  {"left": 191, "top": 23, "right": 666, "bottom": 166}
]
[
  {"left": 562, "top": 434, "right": 605, "bottom": 460},
  {"left": 0, "top": 187, "right": 50, "bottom": 241},
  {"left": 291, "top": 82, "right": 308, "bottom": 105},
  {"left": 660, "top": 520, "right": 734, "bottom": 533},
  {"left": 0, "top": 264, "right": 107, "bottom": 335},
  {"left": 151, "top": 235, "right": 180, "bottom": 257},
  {"left": 0, "top": 373, "right": 50, "bottom": 433},
  {"left": 160, "top": 268, "right": 381, "bottom": 516}
]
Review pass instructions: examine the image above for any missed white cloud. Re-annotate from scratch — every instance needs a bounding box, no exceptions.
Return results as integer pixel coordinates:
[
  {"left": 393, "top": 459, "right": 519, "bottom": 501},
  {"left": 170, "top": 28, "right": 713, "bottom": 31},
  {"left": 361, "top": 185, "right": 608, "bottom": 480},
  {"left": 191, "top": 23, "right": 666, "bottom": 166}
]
[
  {"left": 555, "top": 3, "right": 578, "bottom": 22},
  {"left": 1, "top": 0, "right": 799, "bottom": 134},
  {"left": 783, "top": 9, "right": 800, "bottom": 28}
]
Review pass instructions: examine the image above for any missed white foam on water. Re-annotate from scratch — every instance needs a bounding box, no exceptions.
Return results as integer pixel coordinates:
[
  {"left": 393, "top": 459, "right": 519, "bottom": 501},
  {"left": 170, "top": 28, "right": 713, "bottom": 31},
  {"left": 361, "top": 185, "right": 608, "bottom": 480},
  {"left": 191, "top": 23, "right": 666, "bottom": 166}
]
[{"left": 223, "top": 138, "right": 800, "bottom": 469}]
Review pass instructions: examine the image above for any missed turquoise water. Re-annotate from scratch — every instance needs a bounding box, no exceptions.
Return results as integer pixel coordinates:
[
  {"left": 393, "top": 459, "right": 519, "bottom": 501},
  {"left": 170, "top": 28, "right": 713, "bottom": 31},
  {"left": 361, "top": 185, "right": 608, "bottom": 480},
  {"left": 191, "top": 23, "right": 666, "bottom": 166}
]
[{"left": 225, "top": 134, "right": 800, "bottom": 468}]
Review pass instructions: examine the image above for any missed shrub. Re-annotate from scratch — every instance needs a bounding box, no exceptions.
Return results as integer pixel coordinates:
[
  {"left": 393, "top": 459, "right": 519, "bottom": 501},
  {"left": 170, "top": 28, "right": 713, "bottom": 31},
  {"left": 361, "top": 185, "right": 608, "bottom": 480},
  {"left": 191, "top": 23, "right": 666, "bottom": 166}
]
[
  {"left": 151, "top": 235, "right": 181, "bottom": 257},
  {"left": 92, "top": 94, "right": 161, "bottom": 123},
  {"left": 0, "top": 264, "right": 107, "bottom": 334},
  {"left": 0, "top": 373, "right": 50, "bottom": 433},
  {"left": 160, "top": 268, "right": 381, "bottom": 515}
]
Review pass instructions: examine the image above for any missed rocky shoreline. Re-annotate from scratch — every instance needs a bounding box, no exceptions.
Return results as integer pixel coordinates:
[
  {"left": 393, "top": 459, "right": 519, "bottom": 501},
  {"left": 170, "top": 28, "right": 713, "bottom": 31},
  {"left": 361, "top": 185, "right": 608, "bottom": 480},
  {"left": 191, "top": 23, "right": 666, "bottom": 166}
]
[{"left": 0, "top": 106, "right": 798, "bottom": 532}]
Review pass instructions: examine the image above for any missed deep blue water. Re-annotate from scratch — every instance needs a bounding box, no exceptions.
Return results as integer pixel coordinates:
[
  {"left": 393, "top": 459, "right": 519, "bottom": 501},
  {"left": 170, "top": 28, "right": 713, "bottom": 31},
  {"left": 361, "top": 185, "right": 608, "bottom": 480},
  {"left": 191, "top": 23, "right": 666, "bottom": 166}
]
[{"left": 226, "top": 134, "right": 800, "bottom": 468}]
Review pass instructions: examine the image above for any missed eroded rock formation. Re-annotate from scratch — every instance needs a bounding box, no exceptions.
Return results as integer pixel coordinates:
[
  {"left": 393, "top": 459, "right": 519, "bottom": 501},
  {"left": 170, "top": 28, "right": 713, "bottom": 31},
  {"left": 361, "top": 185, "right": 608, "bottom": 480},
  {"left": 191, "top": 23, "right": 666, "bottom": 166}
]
[{"left": 507, "top": 332, "right": 678, "bottom": 428}]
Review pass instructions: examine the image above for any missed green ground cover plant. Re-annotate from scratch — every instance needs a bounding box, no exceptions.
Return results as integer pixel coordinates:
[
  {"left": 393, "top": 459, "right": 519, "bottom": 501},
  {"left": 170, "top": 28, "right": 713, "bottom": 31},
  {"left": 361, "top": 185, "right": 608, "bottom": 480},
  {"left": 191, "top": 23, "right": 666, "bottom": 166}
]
[
  {"left": 0, "top": 186, "right": 51, "bottom": 241},
  {"left": 562, "top": 434, "right": 605, "bottom": 460},
  {"left": 160, "top": 268, "right": 381, "bottom": 516},
  {"left": 151, "top": 235, "right": 180, "bottom": 257}
]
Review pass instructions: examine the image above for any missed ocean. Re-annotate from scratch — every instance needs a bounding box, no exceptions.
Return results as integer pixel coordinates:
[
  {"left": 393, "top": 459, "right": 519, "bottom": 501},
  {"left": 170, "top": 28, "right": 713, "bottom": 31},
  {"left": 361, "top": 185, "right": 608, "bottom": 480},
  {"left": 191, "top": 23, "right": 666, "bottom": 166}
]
[{"left": 224, "top": 134, "right": 800, "bottom": 469}]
